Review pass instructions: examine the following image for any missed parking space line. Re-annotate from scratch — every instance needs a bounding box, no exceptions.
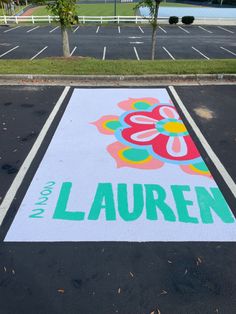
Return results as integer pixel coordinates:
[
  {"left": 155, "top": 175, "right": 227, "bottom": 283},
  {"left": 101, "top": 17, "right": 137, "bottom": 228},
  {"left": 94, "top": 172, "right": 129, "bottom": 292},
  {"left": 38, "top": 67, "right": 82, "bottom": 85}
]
[
  {"left": 118, "top": 26, "right": 120, "bottom": 34},
  {"left": 159, "top": 26, "right": 167, "bottom": 34},
  {"left": 96, "top": 26, "right": 100, "bottom": 33},
  {"left": 169, "top": 86, "right": 236, "bottom": 198},
  {"left": 162, "top": 46, "right": 175, "bottom": 60},
  {"left": 4, "top": 26, "right": 21, "bottom": 33},
  {"left": 139, "top": 26, "right": 144, "bottom": 33},
  {"left": 49, "top": 26, "right": 59, "bottom": 33},
  {"left": 198, "top": 26, "right": 212, "bottom": 34},
  {"left": 0, "top": 45, "right": 19, "bottom": 58},
  {"left": 70, "top": 46, "right": 77, "bottom": 56},
  {"left": 133, "top": 46, "right": 140, "bottom": 60},
  {"left": 0, "top": 87, "right": 71, "bottom": 226},
  {"left": 73, "top": 26, "right": 79, "bottom": 33},
  {"left": 102, "top": 46, "right": 106, "bottom": 60},
  {"left": 192, "top": 46, "right": 210, "bottom": 60},
  {"left": 27, "top": 26, "right": 40, "bottom": 33},
  {"left": 217, "top": 26, "right": 234, "bottom": 34},
  {"left": 30, "top": 46, "right": 48, "bottom": 60},
  {"left": 220, "top": 46, "right": 236, "bottom": 57},
  {"left": 178, "top": 26, "right": 190, "bottom": 34}
]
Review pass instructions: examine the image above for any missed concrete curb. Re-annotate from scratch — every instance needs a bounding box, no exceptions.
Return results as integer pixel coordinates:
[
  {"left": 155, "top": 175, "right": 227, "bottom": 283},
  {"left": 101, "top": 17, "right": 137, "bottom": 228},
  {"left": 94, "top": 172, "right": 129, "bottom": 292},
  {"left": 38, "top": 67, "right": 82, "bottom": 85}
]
[{"left": 0, "top": 74, "right": 235, "bottom": 86}]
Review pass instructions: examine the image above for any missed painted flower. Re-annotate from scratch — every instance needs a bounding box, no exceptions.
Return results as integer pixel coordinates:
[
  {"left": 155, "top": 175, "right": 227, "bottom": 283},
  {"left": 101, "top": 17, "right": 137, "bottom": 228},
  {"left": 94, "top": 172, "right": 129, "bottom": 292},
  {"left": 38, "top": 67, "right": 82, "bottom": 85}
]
[
  {"left": 116, "top": 104, "right": 201, "bottom": 165},
  {"left": 92, "top": 97, "right": 212, "bottom": 178}
]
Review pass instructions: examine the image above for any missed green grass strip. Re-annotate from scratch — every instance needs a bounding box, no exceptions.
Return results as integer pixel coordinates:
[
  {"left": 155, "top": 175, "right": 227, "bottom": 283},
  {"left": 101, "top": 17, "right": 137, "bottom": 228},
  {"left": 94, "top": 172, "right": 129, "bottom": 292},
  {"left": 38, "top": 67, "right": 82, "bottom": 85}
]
[{"left": 0, "top": 59, "right": 235, "bottom": 75}]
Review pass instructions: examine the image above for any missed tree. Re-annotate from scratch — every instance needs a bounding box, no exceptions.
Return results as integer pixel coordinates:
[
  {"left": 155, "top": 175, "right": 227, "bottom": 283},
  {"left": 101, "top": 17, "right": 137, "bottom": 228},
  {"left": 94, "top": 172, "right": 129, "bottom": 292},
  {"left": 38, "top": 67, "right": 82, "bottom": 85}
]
[
  {"left": 136, "top": 0, "right": 162, "bottom": 60},
  {"left": 34, "top": 0, "right": 78, "bottom": 57}
]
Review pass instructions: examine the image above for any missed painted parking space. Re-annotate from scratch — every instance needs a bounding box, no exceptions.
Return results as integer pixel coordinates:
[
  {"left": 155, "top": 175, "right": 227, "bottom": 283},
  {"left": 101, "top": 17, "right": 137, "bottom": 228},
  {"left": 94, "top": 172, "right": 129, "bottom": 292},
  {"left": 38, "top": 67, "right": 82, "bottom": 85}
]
[
  {"left": 0, "top": 85, "right": 236, "bottom": 313},
  {"left": 0, "top": 87, "right": 234, "bottom": 242}
]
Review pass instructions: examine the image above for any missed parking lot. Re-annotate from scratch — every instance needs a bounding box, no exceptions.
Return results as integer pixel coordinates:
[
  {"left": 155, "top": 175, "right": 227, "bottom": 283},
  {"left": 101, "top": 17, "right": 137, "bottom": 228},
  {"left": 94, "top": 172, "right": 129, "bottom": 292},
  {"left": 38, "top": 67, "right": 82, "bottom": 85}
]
[
  {"left": 0, "top": 24, "right": 236, "bottom": 60},
  {"left": 0, "top": 84, "right": 236, "bottom": 313}
]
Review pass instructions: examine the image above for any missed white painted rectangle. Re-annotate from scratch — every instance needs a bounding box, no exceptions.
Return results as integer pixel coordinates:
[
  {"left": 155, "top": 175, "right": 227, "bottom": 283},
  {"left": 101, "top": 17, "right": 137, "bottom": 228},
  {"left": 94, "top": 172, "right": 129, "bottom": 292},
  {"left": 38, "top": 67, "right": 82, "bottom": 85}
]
[{"left": 5, "top": 88, "right": 235, "bottom": 242}]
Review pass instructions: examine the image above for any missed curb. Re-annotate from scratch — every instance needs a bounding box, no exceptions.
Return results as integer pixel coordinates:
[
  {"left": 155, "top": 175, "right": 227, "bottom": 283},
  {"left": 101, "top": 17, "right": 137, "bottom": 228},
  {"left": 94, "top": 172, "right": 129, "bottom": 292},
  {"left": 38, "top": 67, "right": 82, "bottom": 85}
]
[{"left": 0, "top": 74, "right": 235, "bottom": 85}]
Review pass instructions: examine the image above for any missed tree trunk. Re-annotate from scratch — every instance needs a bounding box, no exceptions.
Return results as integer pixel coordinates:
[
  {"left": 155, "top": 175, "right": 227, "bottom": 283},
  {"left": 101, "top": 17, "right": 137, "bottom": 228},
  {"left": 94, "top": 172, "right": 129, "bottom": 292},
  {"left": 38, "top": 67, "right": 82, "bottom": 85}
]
[
  {"left": 151, "top": 25, "right": 158, "bottom": 60},
  {"left": 61, "top": 26, "right": 70, "bottom": 57}
]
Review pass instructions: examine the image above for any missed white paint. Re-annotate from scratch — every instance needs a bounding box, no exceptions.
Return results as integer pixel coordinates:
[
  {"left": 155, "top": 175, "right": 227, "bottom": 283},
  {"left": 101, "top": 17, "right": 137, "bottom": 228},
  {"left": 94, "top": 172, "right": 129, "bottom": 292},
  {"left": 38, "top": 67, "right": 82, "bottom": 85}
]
[
  {"left": 159, "top": 26, "right": 167, "bottom": 33},
  {"left": 118, "top": 26, "right": 120, "bottom": 33},
  {"left": 192, "top": 46, "right": 210, "bottom": 60},
  {"left": 102, "top": 46, "right": 106, "bottom": 60},
  {"left": 0, "top": 87, "right": 71, "bottom": 227},
  {"left": 198, "top": 26, "right": 212, "bottom": 34},
  {"left": 4, "top": 88, "right": 236, "bottom": 242},
  {"left": 73, "top": 26, "right": 80, "bottom": 33},
  {"left": 178, "top": 26, "right": 190, "bottom": 34},
  {"left": 30, "top": 46, "right": 48, "bottom": 60},
  {"left": 4, "top": 26, "right": 20, "bottom": 33},
  {"left": 133, "top": 46, "right": 140, "bottom": 60},
  {"left": 70, "top": 46, "right": 77, "bottom": 56},
  {"left": 162, "top": 46, "right": 175, "bottom": 60},
  {"left": 138, "top": 26, "right": 144, "bottom": 33},
  {"left": 128, "top": 36, "right": 142, "bottom": 39},
  {"left": 27, "top": 26, "right": 40, "bottom": 33},
  {"left": 169, "top": 86, "right": 236, "bottom": 199},
  {"left": 0, "top": 46, "right": 19, "bottom": 58},
  {"left": 129, "top": 42, "right": 143, "bottom": 44},
  {"left": 49, "top": 26, "right": 59, "bottom": 33},
  {"left": 217, "top": 26, "right": 234, "bottom": 34},
  {"left": 220, "top": 46, "right": 236, "bottom": 57},
  {"left": 96, "top": 26, "right": 100, "bottom": 33}
]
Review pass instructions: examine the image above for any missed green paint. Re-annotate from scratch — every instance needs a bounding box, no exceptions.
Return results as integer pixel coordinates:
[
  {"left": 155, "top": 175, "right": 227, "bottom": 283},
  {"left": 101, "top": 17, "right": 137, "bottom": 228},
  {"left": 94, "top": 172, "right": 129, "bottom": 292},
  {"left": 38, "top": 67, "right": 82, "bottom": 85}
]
[
  {"left": 53, "top": 182, "right": 85, "bottom": 220},
  {"left": 193, "top": 161, "right": 209, "bottom": 172},
  {"left": 145, "top": 184, "right": 176, "bottom": 221},
  {"left": 196, "top": 187, "right": 234, "bottom": 224},
  {"left": 123, "top": 148, "right": 149, "bottom": 162},
  {"left": 171, "top": 185, "right": 198, "bottom": 224},
  {"left": 106, "top": 120, "right": 121, "bottom": 130},
  {"left": 29, "top": 208, "right": 44, "bottom": 219},
  {"left": 118, "top": 184, "right": 144, "bottom": 221},
  {"left": 133, "top": 101, "right": 151, "bottom": 110},
  {"left": 88, "top": 183, "right": 116, "bottom": 220}
]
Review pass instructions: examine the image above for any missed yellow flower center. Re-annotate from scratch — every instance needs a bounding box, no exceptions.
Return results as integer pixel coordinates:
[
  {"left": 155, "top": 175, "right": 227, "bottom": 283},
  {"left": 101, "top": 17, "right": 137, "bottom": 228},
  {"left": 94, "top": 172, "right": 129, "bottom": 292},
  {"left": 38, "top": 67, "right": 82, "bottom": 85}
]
[{"left": 164, "top": 121, "right": 187, "bottom": 133}]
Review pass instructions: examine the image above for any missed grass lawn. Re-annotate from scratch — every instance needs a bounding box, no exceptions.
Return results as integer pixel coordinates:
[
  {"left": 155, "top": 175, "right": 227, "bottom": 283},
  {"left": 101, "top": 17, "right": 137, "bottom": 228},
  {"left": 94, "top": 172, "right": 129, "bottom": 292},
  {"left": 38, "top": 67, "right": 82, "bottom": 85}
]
[
  {"left": 0, "top": 59, "right": 235, "bottom": 75},
  {"left": 30, "top": 2, "right": 198, "bottom": 16},
  {"left": 33, "top": 4, "right": 137, "bottom": 16}
]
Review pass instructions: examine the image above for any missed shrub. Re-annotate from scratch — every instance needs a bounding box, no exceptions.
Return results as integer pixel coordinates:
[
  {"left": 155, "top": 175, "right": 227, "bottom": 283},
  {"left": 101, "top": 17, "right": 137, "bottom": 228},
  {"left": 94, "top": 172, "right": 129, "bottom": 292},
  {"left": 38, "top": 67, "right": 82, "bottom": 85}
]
[
  {"left": 182, "top": 16, "right": 195, "bottom": 25},
  {"left": 169, "top": 16, "right": 179, "bottom": 24}
]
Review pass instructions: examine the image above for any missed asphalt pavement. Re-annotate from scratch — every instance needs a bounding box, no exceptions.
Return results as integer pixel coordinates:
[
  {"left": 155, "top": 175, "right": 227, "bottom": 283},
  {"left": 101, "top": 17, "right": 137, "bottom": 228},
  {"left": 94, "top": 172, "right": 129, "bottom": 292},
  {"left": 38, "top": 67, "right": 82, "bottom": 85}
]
[
  {"left": 0, "top": 24, "right": 235, "bottom": 60},
  {"left": 0, "top": 85, "right": 236, "bottom": 313}
]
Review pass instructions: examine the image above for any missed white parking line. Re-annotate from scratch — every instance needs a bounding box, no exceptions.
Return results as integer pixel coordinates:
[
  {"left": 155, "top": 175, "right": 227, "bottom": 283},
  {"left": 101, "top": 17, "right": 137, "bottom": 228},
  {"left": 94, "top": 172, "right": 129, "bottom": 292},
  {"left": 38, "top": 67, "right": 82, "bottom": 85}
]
[
  {"left": 133, "top": 46, "right": 140, "bottom": 60},
  {"left": 217, "top": 26, "right": 234, "bottom": 34},
  {"left": 70, "top": 46, "right": 77, "bottom": 56},
  {"left": 30, "top": 46, "right": 48, "bottom": 60},
  {"left": 118, "top": 26, "right": 120, "bottom": 34},
  {"left": 220, "top": 46, "right": 236, "bottom": 57},
  {"left": 159, "top": 26, "right": 167, "bottom": 34},
  {"left": 27, "top": 26, "right": 40, "bottom": 33},
  {"left": 96, "top": 26, "right": 100, "bottom": 33},
  {"left": 0, "top": 45, "right": 19, "bottom": 58},
  {"left": 0, "top": 87, "right": 71, "bottom": 226},
  {"left": 139, "top": 26, "right": 144, "bottom": 33},
  {"left": 162, "top": 46, "right": 175, "bottom": 60},
  {"left": 49, "top": 26, "right": 59, "bottom": 33},
  {"left": 102, "top": 46, "right": 106, "bottom": 60},
  {"left": 192, "top": 46, "right": 210, "bottom": 60},
  {"left": 4, "top": 26, "right": 21, "bottom": 33},
  {"left": 169, "top": 86, "right": 236, "bottom": 199},
  {"left": 178, "top": 26, "right": 190, "bottom": 34},
  {"left": 73, "top": 26, "right": 80, "bottom": 33},
  {"left": 198, "top": 26, "right": 212, "bottom": 34}
]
